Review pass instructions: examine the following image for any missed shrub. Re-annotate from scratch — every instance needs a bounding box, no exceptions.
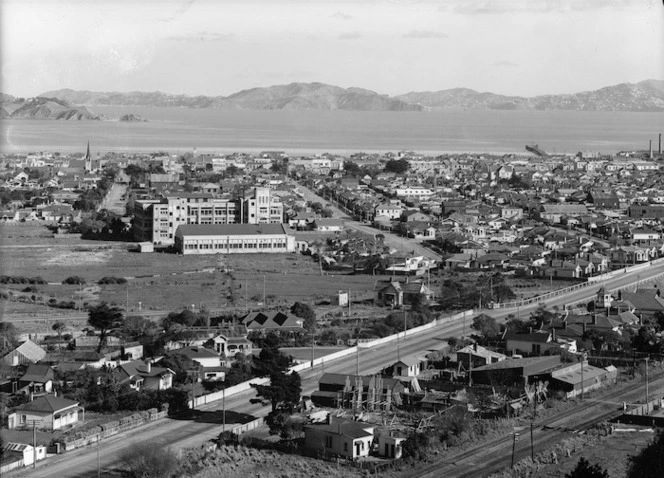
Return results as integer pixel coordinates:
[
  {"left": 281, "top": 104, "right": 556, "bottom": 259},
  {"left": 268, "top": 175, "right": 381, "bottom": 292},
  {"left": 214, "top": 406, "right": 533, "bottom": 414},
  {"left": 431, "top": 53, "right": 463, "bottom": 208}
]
[
  {"left": 120, "top": 441, "right": 180, "bottom": 478},
  {"left": 62, "top": 276, "right": 86, "bottom": 285},
  {"left": 98, "top": 276, "right": 128, "bottom": 285}
]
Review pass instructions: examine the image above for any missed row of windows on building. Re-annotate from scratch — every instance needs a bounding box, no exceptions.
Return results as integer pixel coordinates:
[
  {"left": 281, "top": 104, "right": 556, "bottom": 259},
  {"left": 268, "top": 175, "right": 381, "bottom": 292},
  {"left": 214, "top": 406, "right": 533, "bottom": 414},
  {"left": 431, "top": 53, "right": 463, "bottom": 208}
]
[{"left": 182, "top": 240, "right": 287, "bottom": 250}]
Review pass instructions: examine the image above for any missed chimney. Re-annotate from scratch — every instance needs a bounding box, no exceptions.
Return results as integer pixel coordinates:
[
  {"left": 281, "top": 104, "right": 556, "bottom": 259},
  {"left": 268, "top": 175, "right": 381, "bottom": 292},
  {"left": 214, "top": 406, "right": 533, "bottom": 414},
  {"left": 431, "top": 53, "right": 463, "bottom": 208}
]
[
  {"left": 474, "top": 343, "right": 478, "bottom": 352},
  {"left": 145, "top": 360, "right": 151, "bottom": 373},
  {"left": 592, "top": 314, "right": 596, "bottom": 326},
  {"left": 660, "top": 133, "right": 662, "bottom": 154},
  {"left": 582, "top": 322, "right": 587, "bottom": 334},
  {"left": 649, "top": 140, "right": 653, "bottom": 159},
  {"left": 529, "top": 327, "right": 533, "bottom": 334},
  {"left": 552, "top": 328, "right": 556, "bottom": 341}
]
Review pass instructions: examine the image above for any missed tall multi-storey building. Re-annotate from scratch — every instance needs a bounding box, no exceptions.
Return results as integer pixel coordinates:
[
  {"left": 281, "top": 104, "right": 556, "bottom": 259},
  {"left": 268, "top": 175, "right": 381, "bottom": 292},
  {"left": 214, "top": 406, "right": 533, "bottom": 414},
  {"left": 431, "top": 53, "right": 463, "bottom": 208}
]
[
  {"left": 242, "top": 187, "right": 283, "bottom": 224},
  {"left": 134, "top": 188, "right": 282, "bottom": 245}
]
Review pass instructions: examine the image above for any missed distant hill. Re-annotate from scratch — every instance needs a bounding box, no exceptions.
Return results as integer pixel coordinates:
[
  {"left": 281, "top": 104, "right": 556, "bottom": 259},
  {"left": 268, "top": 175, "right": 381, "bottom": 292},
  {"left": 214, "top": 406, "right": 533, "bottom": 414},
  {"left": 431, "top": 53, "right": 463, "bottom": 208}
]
[
  {"left": 0, "top": 96, "right": 104, "bottom": 120},
  {"left": 13, "top": 79, "right": 664, "bottom": 113},
  {"left": 395, "top": 80, "right": 664, "bottom": 112},
  {"left": 39, "top": 83, "right": 422, "bottom": 111}
]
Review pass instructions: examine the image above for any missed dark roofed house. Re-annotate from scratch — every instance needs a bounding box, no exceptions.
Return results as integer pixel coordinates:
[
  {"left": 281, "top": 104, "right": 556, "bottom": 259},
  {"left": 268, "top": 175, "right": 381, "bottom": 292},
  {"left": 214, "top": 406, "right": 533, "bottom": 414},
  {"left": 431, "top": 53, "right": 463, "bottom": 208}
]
[
  {"left": 116, "top": 360, "right": 174, "bottom": 391},
  {"left": 7, "top": 395, "right": 83, "bottom": 431},
  {"left": 470, "top": 356, "right": 561, "bottom": 387},
  {"left": 241, "top": 311, "right": 304, "bottom": 333},
  {"left": 19, "top": 364, "right": 55, "bottom": 395}
]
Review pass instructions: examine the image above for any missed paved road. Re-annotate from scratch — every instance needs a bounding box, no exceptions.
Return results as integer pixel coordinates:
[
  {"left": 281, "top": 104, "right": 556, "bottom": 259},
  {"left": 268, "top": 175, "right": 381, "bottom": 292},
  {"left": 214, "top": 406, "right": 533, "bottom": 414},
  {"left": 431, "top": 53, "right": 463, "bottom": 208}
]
[
  {"left": 17, "top": 256, "right": 664, "bottom": 477},
  {"left": 98, "top": 183, "right": 127, "bottom": 215},
  {"left": 295, "top": 182, "right": 441, "bottom": 260}
]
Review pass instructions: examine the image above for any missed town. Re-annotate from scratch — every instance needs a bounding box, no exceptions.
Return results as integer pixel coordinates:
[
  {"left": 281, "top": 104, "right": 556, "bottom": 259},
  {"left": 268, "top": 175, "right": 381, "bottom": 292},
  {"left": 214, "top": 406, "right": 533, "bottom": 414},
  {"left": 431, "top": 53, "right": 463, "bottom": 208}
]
[{"left": 2, "top": 136, "right": 664, "bottom": 478}]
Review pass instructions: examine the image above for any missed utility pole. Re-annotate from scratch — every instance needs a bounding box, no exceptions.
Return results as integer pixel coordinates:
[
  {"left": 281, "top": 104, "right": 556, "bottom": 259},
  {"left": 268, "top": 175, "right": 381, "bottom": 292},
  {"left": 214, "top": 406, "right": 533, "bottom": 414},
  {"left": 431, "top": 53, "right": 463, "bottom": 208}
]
[
  {"left": 580, "top": 356, "right": 585, "bottom": 401},
  {"left": 348, "top": 288, "right": 351, "bottom": 316},
  {"left": 511, "top": 432, "right": 519, "bottom": 469},
  {"left": 263, "top": 275, "right": 266, "bottom": 304},
  {"left": 311, "top": 329, "right": 315, "bottom": 367},
  {"left": 222, "top": 386, "right": 226, "bottom": 435},
  {"left": 530, "top": 422, "right": 534, "bottom": 461},
  {"left": 97, "top": 432, "right": 101, "bottom": 478},
  {"left": 356, "top": 344, "right": 360, "bottom": 376},
  {"left": 645, "top": 357, "right": 649, "bottom": 403},
  {"left": 126, "top": 281, "right": 129, "bottom": 316}
]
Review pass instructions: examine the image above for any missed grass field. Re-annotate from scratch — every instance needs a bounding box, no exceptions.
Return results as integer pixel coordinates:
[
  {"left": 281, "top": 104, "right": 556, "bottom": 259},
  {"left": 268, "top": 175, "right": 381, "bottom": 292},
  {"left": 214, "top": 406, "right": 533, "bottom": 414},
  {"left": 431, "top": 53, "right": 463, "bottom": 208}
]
[{"left": 0, "top": 224, "right": 394, "bottom": 328}]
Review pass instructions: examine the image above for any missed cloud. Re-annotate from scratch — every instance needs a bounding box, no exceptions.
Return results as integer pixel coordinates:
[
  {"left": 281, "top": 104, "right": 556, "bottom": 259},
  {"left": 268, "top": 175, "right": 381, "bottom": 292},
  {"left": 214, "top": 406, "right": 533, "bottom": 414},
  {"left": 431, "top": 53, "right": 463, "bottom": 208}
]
[
  {"left": 168, "top": 32, "right": 234, "bottom": 42},
  {"left": 493, "top": 60, "right": 519, "bottom": 68},
  {"left": 332, "top": 11, "right": 353, "bottom": 20},
  {"left": 403, "top": 30, "right": 448, "bottom": 39},
  {"left": 338, "top": 31, "right": 362, "bottom": 40}
]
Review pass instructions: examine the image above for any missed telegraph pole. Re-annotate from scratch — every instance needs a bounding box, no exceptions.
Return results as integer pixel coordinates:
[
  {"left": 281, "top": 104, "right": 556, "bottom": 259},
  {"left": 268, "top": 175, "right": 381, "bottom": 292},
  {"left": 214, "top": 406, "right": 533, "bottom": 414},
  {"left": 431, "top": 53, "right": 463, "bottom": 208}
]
[
  {"left": 645, "top": 357, "right": 649, "bottom": 403},
  {"left": 511, "top": 432, "right": 519, "bottom": 469}
]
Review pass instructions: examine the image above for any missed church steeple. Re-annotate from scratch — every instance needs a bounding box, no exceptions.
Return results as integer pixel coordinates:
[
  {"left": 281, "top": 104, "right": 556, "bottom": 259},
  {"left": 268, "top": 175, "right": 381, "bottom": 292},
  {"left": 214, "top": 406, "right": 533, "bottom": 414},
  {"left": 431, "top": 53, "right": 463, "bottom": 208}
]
[{"left": 84, "top": 141, "right": 92, "bottom": 172}]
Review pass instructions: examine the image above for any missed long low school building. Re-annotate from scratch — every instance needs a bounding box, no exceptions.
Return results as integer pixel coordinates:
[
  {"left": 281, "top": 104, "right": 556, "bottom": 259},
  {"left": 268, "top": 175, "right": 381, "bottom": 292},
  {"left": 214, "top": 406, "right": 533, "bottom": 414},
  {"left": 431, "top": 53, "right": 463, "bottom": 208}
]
[{"left": 174, "top": 223, "right": 296, "bottom": 254}]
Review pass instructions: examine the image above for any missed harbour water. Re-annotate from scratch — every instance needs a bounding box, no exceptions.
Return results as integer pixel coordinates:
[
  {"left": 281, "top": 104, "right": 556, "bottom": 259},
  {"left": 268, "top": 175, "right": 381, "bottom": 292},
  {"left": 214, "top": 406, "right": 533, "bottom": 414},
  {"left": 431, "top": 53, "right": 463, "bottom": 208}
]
[{"left": 2, "top": 107, "right": 663, "bottom": 155}]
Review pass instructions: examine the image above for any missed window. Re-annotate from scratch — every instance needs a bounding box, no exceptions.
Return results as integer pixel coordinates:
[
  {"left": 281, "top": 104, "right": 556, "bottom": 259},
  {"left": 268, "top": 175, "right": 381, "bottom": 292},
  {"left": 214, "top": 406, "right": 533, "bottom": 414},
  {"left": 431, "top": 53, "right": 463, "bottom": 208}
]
[
  {"left": 325, "top": 436, "right": 333, "bottom": 448},
  {"left": 344, "top": 442, "right": 348, "bottom": 452},
  {"left": 20, "top": 414, "right": 26, "bottom": 424}
]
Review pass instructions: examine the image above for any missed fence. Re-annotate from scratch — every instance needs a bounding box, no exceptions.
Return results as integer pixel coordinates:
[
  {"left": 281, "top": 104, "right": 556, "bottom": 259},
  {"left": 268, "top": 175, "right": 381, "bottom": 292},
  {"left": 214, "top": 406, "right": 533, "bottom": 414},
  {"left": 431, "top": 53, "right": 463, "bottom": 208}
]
[
  {"left": 190, "top": 307, "right": 478, "bottom": 409},
  {"left": 231, "top": 417, "right": 264, "bottom": 435},
  {"left": 188, "top": 377, "right": 270, "bottom": 408},
  {"left": 613, "top": 397, "right": 664, "bottom": 427},
  {"left": 492, "top": 257, "right": 664, "bottom": 310},
  {"left": 62, "top": 410, "right": 167, "bottom": 452}
]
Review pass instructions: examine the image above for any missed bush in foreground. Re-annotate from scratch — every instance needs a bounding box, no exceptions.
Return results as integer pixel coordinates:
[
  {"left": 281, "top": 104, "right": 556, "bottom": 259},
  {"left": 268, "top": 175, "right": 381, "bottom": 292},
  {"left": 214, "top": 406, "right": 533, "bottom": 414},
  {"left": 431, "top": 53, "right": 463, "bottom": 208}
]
[{"left": 120, "top": 441, "right": 180, "bottom": 478}]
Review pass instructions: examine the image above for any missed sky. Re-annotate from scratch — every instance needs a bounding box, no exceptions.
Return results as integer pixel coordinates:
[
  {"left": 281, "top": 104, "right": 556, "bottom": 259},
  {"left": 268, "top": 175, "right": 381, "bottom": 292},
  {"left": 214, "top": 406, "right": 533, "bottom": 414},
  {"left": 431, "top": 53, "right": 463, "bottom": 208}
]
[{"left": 1, "top": 0, "right": 663, "bottom": 98}]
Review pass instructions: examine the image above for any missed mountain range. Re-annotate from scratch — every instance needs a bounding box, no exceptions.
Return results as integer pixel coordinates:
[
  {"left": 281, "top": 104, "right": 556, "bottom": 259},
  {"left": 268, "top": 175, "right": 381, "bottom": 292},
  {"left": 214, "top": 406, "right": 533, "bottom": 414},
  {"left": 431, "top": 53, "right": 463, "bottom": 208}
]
[
  {"left": 2, "top": 80, "right": 663, "bottom": 119},
  {"left": 1, "top": 96, "right": 103, "bottom": 120}
]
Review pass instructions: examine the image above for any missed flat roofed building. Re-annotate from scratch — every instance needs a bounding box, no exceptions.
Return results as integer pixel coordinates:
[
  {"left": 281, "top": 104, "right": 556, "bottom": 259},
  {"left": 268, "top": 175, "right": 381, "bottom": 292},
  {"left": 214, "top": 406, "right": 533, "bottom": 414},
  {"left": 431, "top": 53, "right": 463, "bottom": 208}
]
[{"left": 174, "top": 223, "right": 296, "bottom": 255}]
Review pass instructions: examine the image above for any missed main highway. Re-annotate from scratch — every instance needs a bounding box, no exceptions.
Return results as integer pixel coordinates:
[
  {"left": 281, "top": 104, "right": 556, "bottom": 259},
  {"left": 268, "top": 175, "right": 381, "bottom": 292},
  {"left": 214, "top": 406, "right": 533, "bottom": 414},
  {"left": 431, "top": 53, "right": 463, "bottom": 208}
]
[
  {"left": 14, "top": 182, "right": 664, "bottom": 477},
  {"left": 16, "top": 250, "right": 664, "bottom": 477}
]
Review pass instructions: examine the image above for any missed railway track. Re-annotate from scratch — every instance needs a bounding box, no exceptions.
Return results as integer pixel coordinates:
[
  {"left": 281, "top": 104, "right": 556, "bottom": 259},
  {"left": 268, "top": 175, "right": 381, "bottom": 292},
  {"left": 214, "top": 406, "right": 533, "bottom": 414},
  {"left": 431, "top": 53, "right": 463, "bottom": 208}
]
[{"left": 411, "top": 371, "right": 664, "bottom": 478}]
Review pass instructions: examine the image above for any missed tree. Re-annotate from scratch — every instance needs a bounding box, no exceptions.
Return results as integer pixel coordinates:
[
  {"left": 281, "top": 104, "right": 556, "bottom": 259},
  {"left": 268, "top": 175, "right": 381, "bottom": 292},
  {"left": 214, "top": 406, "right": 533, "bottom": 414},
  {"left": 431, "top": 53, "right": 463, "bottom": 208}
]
[
  {"left": 158, "top": 353, "right": 198, "bottom": 386},
  {"left": 566, "top": 457, "right": 609, "bottom": 478},
  {"left": 384, "top": 158, "right": 409, "bottom": 174},
  {"left": 0, "top": 322, "right": 19, "bottom": 353},
  {"left": 52, "top": 321, "right": 66, "bottom": 350},
  {"left": 471, "top": 314, "right": 500, "bottom": 343},
  {"left": 120, "top": 442, "right": 180, "bottom": 478},
  {"left": 627, "top": 430, "right": 664, "bottom": 478},
  {"left": 87, "top": 302, "right": 124, "bottom": 353},
  {"left": 250, "top": 345, "right": 300, "bottom": 415},
  {"left": 290, "top": 302, "right": 317, "bottom": 331}
]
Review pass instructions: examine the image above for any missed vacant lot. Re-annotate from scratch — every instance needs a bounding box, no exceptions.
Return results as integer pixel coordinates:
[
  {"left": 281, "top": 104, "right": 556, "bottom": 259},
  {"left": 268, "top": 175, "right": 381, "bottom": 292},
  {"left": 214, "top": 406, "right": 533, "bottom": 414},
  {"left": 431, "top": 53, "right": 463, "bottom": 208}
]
[
  {"left": 501, "top": 428, "right": 655, "bottom": 478},
  {"left": 1, "top": 224, "right": 397, "bottom": 332}
]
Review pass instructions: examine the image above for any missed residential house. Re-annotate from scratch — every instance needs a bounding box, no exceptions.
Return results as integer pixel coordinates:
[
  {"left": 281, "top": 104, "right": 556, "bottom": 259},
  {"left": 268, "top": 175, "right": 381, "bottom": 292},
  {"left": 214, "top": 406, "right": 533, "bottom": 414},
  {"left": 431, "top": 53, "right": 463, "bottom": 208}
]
[
  {"left": 304, "top": 419, "right": 375, "bottom": 460},
  {"left": 374, "top": 204, "right": 404, "bottom": 220},
  {"left": 313, "top": 218, "right": 344, "bottom": 232},
  {"left": 170, "top": 345, "right": 225, "bottom": 381},
  {"left": 504, "top": 330, "right": 575, "bottom": 356},
  {"left": 1, "top": 442, "right": 47, "bottom": 471},
  {"left": 470, "top": 356, "right": 562, "bottom": 387},
  {"left": 374, "top": 279, "right": 434, "bottom": 307},
  {"left": 7, "top": 395, "right": 83, "bottom": 431},
  {"left": 241, "top": 311, "right": 304, "bottom": 333},
  {"left": 116, "top": 360, "right": 174, "bottom": 391},
  {"left": 390, "top": 356, "right": 427, "bottom": 377},
  {"left": 18, "top": 364, "right": 55, "bottom": 395},
  {"left": 456, "top": 344, "right": 507, "bottom": 370},
  {"left": 2, "top": 340, "right": 46, "bottom": 366}
]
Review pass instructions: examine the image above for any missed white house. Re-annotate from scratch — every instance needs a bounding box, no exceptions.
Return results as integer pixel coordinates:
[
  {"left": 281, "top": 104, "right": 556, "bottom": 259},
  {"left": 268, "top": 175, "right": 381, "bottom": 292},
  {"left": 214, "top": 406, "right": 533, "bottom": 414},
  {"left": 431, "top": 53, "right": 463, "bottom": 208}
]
[{"left": 8, "top": 396, "right": 82, "bottom": 431}]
